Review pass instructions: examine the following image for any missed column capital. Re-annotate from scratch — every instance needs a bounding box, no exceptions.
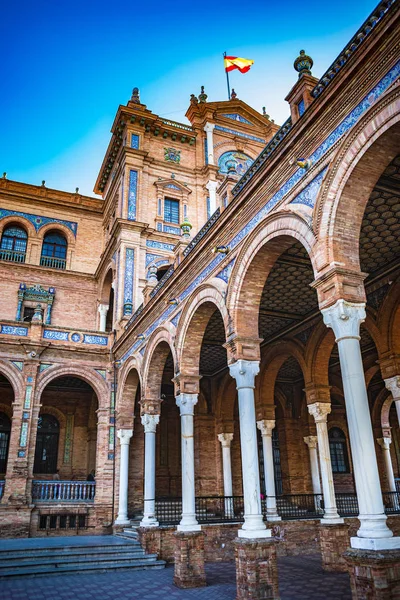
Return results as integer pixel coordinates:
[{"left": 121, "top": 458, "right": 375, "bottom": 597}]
[
  {"left": 229, "top": 359, "right": 260, "bottom": 390},
  {"left": 204, "top": 122, "right": 215, "bottom": 133},
  {"left": 218, "top": 432, "right": 233, "bottom": 447},
  {"left": 98, "top": 303, "right": 109, "bottom": 315},
  {"left": 205, "top": 180, "right": 218, "bottom": 192},
  {"left": 308, "top": 402, "right": 331, "bottom": 423},
  {"left": 172, "top": 374, "right": 200, "bottom": 396},
  {"left": 385, "top": 376, "right": 400, "bottom": 401},
  {"left": 377, "top": 437, "right": 392, "bottom": 450},
  {"left": 176, "top": 393, "right": 198, "bottom": 416},
  {"left": 117, "top": 429, "right": 133, "bottom": 444},
  {"left": 321, "top": 299, "right": 366, "bottom": 342},
  {"left": 141, "top": 413, "right": 159, "bottom": 434},
  {"left": 257, "top": 419, "right": 275, "bottom": 436},
  {"left": 304, "top": 435, "right": 318, "bottom": 449}
]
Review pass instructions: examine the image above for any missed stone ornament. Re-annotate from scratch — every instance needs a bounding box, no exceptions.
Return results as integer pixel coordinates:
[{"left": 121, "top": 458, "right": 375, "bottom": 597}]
[
  {"left": 229, "top": 360, "right": 260, "bottom": 390},
  {"left": 217, "top": 433, "right": 234, "bottom": 447},
  {"left": 176, "top": 393, "right": 198, "bottom": 416},
  {"left": 164, "top": 147, "right": 181, "bottom": 164},
  {"left": 141, "top": 414, "right": 160, "bottom": 434},
  {"left": 322, "top": 299, "right": 366, "bottom": 341},
  {"left": 308, "top": 402, "right": 331, "bottom": 423}
]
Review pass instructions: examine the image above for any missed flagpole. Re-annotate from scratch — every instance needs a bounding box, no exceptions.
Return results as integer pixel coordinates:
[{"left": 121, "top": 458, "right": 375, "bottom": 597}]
[{"left": 223, "top": 52, "right": 231, "bottom": 100}]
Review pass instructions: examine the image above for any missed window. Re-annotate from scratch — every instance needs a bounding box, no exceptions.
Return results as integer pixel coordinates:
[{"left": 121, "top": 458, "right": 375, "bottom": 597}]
[
  {"left": 131, "top": 134, "right": 140, "bottom": 149},
  {"left": 0, "top": 413, "right": 11, "bottom": 473},
  {"left": 164, "top": 198, "right": 179, "bottom": 224},
  {"left": 34, "top": 414, "right": 60, "bottom": 474},
  {"left": 40, "top": 231, "right": 67, "bottom": 269},
  {"left": 297, "top": 99, "right": 305, "bottom": 117},
  {"left": 329, "top": 427, "right": 350, "bottom": 473},
  {"left": 0, "top": 225, "right": 27, "bottom": 263},
  {"left": 23, "top": 307, "right": 35, "bottom": 322}
]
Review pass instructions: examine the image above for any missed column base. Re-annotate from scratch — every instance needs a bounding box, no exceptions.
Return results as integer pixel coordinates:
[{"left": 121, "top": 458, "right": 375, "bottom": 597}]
[
  {"left": 319, "top": 523, "right": 349, "bottom": 572},
  {"left": 235, "top": 537, "right": 280, "bottom": 599},
  {"left": 351, "top": 536, "right": 400, "bottom": 551},
  {"left": 140, "top": 517, "right": 159, "bottom": 528},
  {"left": 177, "top": 523, "right": 201, "bottom": 532},
  {"left": 238, "top": 528, "right": 272, "bottom": 539},
  {"left": 321, "top": 517, "right": 345, "bottom": 525},
  {"left": 173, "top": 531, "right": 206, "bottom": 589},
  {"left": 344, "top": 548, "right": 400, "bottom": 599},
  {"left": 266, "top": 515, "right": 282, "bottom": 522},
  {"left": 114, "top": 518, "right": 131, "bottom": 526}
]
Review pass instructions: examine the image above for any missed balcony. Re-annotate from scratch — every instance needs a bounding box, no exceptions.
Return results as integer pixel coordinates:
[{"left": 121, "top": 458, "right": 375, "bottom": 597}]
[
  {"left": 40, "top": 256, "right": 66, "bottom": 270},
  {"left": 32, "top": 480, "right": 95, "bottom": 502},
  {"left": 0, "top": 249, "right": 26, "bottom": 263}
]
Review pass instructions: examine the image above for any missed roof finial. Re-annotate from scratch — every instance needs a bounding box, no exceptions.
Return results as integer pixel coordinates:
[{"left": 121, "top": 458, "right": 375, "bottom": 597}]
[
  {"left": 131, "top": 87, "right": 140, "bottom": 104},
  {"left": 198, "top": 86, "right": 208, "bottom": 103},
  {"left": 230, "top": 88, "right": 237, "bottom": 100},
  {"left": 262, "top": 107, "right": 270, "bottom": 119},
  {"left": 294, "top": 49, "right": 313, "bottom": 78},
  {"left": 190, "top": 93, "right": 198, "bottom": 105}
]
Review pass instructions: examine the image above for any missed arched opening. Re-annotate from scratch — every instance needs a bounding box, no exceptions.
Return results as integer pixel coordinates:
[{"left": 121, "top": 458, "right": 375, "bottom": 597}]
[
  {"left": 0, "top": 372, "right": 14, "bottom": 486},
  {"left": 0, "top": 412, "right": 11, "bottom": 475},
  {"left": 156, "top": 266, "right": 169, "bottom": 281},
  {"left": 40, "top": 230, "right": 67, "bottom": 270},
  {"left": 100, "top": 269, "right": 114, "bottom": 332},
  {"left": 0, "top": 224, "right": 28, "bottom": 263},
  {"left": 34, "top": 376, "right": 98, "bottom": 480}
]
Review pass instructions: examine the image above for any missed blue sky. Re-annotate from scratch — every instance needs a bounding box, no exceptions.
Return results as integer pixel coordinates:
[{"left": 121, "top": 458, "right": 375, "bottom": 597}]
[{"left": 0, "top": 0, "right": 378, "bottom": 197}]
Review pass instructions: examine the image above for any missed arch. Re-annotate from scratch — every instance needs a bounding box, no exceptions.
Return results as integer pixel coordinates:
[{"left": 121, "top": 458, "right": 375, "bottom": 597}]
[
  {"left": 0, "top": 216, "right": 36, "bottom": 240},
  {"left": 0, "top": 360, "right": 24, "bottom": 401},
  {"left": 0, "top": 223, "right": 28, "bottom": 262},
  {"left": 0, "top": 411, "right": 11, "bottom": 473},
  {"left": 381, "top": 394, "right": 394, "bottom": 431},
  {"left": 307, "top": 326, "right": 336, "bottom": 389},
  {"left": 227, "top": 212, "right": 317, "bottom": 340},
  {"left": 376, "top": 276, "right": 400, "bottom": 355},
  {"left": 40, "top": 229, "right": 68, "bottom": 267},
  {"left": 314, "top": 89, "right": 400, "bottom": 271},
  {"left": 35, "top": 366, "right": 109, "bottom": 409},
  {"left": 38, "top": 222, "right": 76, "bottom": 247},
  {"left": 176, "top": 282, "right": 229, "bottom": 377},
  {"left": 141, "top": 326, "right": 177, "bottom": 400},
  {"left": 117, "top": 359, "right": 142, "bottom": 426},
  {"left": 215, "top": 371, "right": 237, "bottom": 424}
]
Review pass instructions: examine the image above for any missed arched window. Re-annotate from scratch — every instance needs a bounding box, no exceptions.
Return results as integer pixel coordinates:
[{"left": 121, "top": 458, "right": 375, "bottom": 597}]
[
  {"left": 34, "top": 415, "right": 60, "bottom": 474},
  {"left": 0, "top": 225, "right": 28, "bottom": 263},
  {"left": 0, "top": 413, "right": 11, "bottom": 473},
  {"left": 40, "top": 231, "right": 67, "bottom": 269},
  {"left": 329, "top": 427, "right": 350, "bottom": 473}
]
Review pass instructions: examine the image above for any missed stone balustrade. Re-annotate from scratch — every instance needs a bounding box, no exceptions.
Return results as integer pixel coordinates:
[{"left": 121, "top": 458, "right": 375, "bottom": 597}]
[{"left": 32, "top": 480, "right": 95, "bottom": 502}]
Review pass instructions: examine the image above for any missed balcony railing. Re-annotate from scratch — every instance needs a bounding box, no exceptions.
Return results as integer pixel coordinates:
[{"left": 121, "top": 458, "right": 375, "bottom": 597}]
[
  {"left": 32, "top": 480, "right": 95, "bottom": 502},
  {"left": 40, "top": 256, "right": 66, "bottom": 270},
  {"left": 154, "top": 492, "right": 400, "bottom": 525},
  {"left": 0, "top": 481, "right": 4, "bottom": 499},
  {"left": 0, "top": 249, "right": 26, "bottom": 263}
]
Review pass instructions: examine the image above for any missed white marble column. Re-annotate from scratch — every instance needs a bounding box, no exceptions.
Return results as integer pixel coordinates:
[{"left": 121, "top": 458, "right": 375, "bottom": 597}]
[
  {"left": 115, "top": 429, "right": 133, "bottom": 525},
  {"left": 218, "top": 433, "right": 234, "bottom": 497},
  {"left": 377, "top": 437, "right": 396, "bottom": 493},
  {"left": 218, "top": 433, "right": 234, "bottom": 517},
  {"left": 140, "top": 414, "right": 160, "bottom": 527},
  {"left": 206, "top": 180, "right": 218, "bottom": 216},
  {"left": 323, "top": 299, "right": 397, "bottom": 549},
  {"left": 303, "top": 436, "right": 322, "bottom": 496},
  {"left": 257, "top": 420, "right": 281, "bottom": 522},
  {"left": 308, "top": 403, "right": 342, "bottom": 524},
  {"left": 204, "top": 122, "right": 215, "bottom": 165},
  {"left": 385, "top": 377, "right": 400, "bottom": 426},
  {"left": 229, "top": 360, "right": 270, "bottom": 538},
  {"left": 176, "top": 393, "right": 200, "bottom": 531},
  {"left": 98, "top": 303, "right": 109, "bottom": 332}
]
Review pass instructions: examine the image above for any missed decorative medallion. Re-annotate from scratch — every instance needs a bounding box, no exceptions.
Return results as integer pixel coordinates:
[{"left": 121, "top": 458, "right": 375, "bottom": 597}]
[{"left": 164, "top": 148, "right": 181, "bottom": 164}]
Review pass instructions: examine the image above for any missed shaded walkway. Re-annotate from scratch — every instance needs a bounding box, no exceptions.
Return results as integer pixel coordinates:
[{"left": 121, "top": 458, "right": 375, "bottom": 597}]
[{"left": 0, "top": 555, "right": 351, "bottom": 599}]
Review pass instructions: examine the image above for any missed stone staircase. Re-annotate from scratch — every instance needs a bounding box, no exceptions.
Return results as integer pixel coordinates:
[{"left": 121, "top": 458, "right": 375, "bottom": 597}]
[{"left": 0, "top": 535, "right": 165, "bottom": 578}]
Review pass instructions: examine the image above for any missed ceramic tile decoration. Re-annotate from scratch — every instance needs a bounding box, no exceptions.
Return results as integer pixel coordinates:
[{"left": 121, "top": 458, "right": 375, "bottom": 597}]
[
  {"left": 0, "top": 208, "right": 77, "bottom": 235},
  {"left": 214, "top": 125, "right": 265, "bottom": 143},
  {"left": 164, "top": 147, "right": 181, "bottom": 163},
  {"left": 24, "top": 386, "right": 32, "bottom": 409},
  {"left": 71, "top": 333, "right": 81, "bottom": 342},
  {"left": 222, "top": 113, "right": 253, "bottom": 125},
  {"left": 10, "top": 361, "right": 23, "bottom": 371},
  {"left": 123, "top": 248, "right": 135, "bottom": 315},
  {"left": 95, "top": 369, "right": 107, "bottom": 379},
  {"left": 0, "top": 325, "right": 28, "bottom": 336},
  {"left": 165, "top": 183, "right": 180, "bottom": 190},
  {"left": 83, "top": 335, "right": 108, "bottom": 346},
  {"left": 163, "top": 224, "right": 180, "bottom": 235},
  {"left": 297, "top": 99, "right": 305, "bottom": 117},
  {"left": 63, "top": 414, "right": 74, "bottom": 464},
  {"left": 218, "top": 151, "right": 254, "bottom": 176},
  {"left": 128, "top": 170, "right": 138, "bottom": 220},
  {"left": 290, "top": 167, "right": 328, "bottom": 208},
  {"left": 216, "top": 259, "right": 235, "bottom": 283},
  {"left": 204, "top": 136, "right": 208, "bottom": 165},
  {"left": 43, "top": 329, "right": 69, "bottom": 341},
  {"left": 146, "top": 252, "right": 163, "bottom": 266},
  {"left": 131, "top": 133, "right": 140, "bottom": 149},
  {"left": 170, "top": 311, "right": 182, "bottom": 327},
  {"left": 146, "top": 239, "right": 175, "bottom": 252},
  {"left": 19, "top": 422, "right": 28, "bottom": 447},
  {"left": 39, "top": 363, "right": 52, "bottom": 372}
]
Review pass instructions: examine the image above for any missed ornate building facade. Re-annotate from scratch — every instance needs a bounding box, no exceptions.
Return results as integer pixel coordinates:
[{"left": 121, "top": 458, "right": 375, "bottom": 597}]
[{"left": 1, "top": 0, "right": 400, "bottom": 597}]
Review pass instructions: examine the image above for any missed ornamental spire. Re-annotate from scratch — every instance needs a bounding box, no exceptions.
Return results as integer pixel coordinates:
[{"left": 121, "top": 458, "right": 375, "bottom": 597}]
[{"left": 294, "top": 50, "right": 313, "bottom": 78}]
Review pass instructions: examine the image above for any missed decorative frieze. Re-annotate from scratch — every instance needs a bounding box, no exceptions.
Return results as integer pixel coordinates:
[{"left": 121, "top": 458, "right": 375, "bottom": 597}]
[
  {"left": 146, "top": 239, "right": 175, "bottom": 252},
  {"left": 214, "top": 125, "right": 265, "bottom": 143},
  {"left": 123, "top": 248, "right": 135, "bottom": 316},
  {"left": 0, "top": 208, "right": 77, "bottom": 235},
  {"left": 128, "top": 170, "right": 138, "bottom": 220},
  {"left": 0, "top": 325, "right": 28, "bottom": 337},
  {"left": 43, "top": 329, "right": 108, "bottom": 346}
]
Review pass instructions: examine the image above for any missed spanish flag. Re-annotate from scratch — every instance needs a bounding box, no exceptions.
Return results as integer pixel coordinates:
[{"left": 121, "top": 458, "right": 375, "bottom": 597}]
[{"left": 224, "top": 56, "right": 254, "bottom": 74}]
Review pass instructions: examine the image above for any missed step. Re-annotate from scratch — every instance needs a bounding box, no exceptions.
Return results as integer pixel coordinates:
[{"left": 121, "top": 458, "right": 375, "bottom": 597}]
[
  {"left": 0, "top": 545, "right": 143, "bottom": 560},
  {"left": 0, "top": 549, "right": 151, "bottom": 565},
  {"left": 0, "top": 559, "right": 166, "bottom": 579},
  {"left": 0, "top": 553, "right": 159, "bottom": 572}
]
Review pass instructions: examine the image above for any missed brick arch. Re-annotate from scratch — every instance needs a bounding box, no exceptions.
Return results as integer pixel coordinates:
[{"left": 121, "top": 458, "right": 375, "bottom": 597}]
[
  {"left": 0, "top": 360, "right": 24, "bottom": 401},
  {"left": 380, "top": 394, "right": 394, "bottom": 431},
  {"left": 117, "top": 357, "right": 142, "bottom": 426},
  {"left": 35, "top": 366, "right": 109, "bottom": 409},
  {"left": 142, "top": 326, "right": 176, "bottom": 400},
  {"left": 38, "top": 222, "right": 76, "bottom": 247},
  {"left": 257, "top": 341, "right": 307, "bottom": 418},
  {"left": 313, "top": 88, "right": 400, "bottom": 272},
  {"left": 307, "top": 326, "right": 335, "bottom": 388},
  {"left": 38, "top": 405, "right": 67, "bottom": 429},
  {"left": 99, "top": 267, "right": 114, "bottom": 303},
  {"left": 226, "top": 212, "right": 317, "bottom": 341},
  {"left": 176, "top": 282, "right": 229, "bottom": 378},
  {"left": 0, "top": 215, "right": 37, "bottom": 240}
]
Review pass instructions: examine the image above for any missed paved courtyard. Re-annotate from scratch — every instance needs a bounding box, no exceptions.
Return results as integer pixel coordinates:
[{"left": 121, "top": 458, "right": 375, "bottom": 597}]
[{"left": 0, "top": 555, "right": 351, "bottom": 600}]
